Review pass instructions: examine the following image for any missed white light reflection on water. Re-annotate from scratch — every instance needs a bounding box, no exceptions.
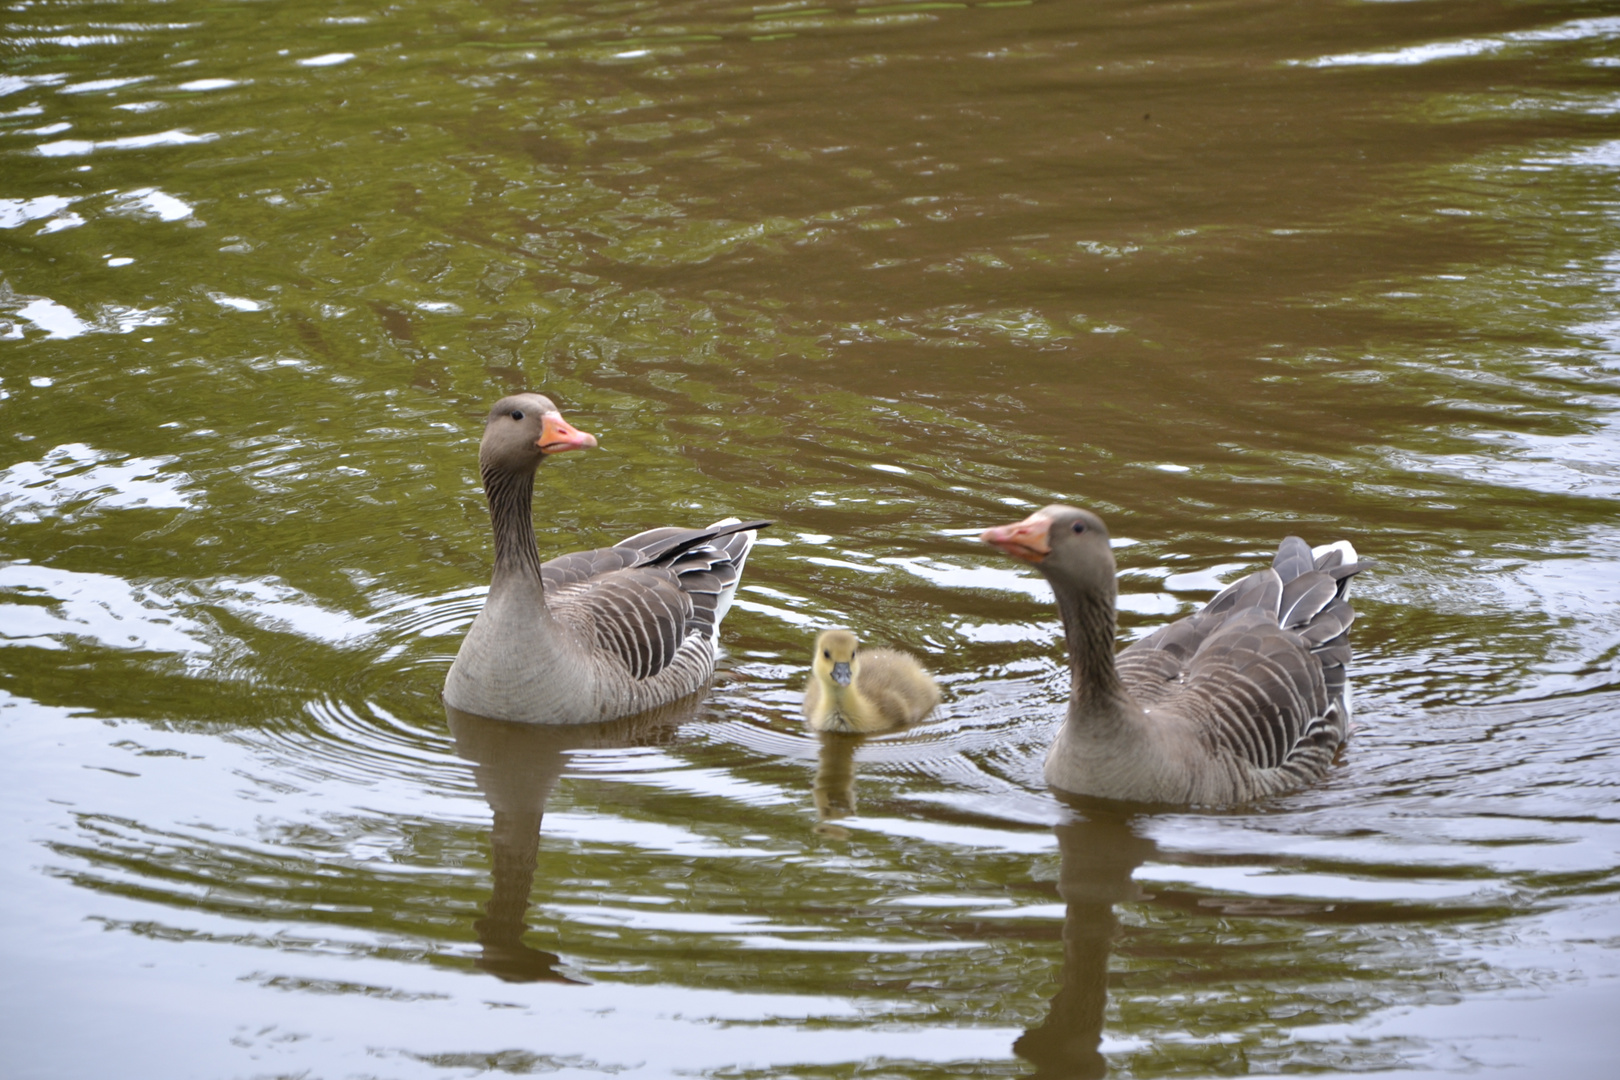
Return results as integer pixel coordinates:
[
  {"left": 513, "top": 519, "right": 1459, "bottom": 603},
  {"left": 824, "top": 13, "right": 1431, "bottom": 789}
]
[
  {"left": 0, "top": 196, "right": 78, "bottom": 228},
  {"left": 0, "top": 0, "right": 1617, "bottom": 1076},
  {"left": 12, "top": 298, "right": 87, "bottom": 338},
  {"left": 0, "top": 443, "right": 193, "bottom": 521},
  {"left": 0, "top": 564, "right": 379, "bottom": 655},
  {"left": 34, "top": 129, "right": 218, "bottom": 156},
  {"left": 109, "top": 188, "right": 193, "bottom": 221},
  {"left": 0, "top": 564, "right": 206, "bottom": 653},
  {"left": 175, "top": 78, "right": 241, "bottom": 92},
  {"left": 209, "top": 293, "right": 264, "bottom": 312},
  {"left": 1300, "top": 38, "right": 1507, "bottom": 68},
  {"left": 1299, "top": 14, "right": 1620, "bottom": 69},
  {"left": 1383, "top": 417, "right": 1620, "bottom": 499},
  {"left": 57, "top": 76, "right": 151, "bottom": 94},
  {"left": 2, "top": 294, "right": 169, "bottom": 338},
  {"left": 0, "top": 73, "right": 68, "bottom": 96},
  {"left": 1545, "top": 138, "right": 1620, "bottom": 168}
]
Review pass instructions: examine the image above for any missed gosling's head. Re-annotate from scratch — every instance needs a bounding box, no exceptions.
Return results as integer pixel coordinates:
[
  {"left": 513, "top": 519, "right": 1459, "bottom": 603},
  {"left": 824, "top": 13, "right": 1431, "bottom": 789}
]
[{"left": 812, "top": 629, "right": 861, "bottom": 687}]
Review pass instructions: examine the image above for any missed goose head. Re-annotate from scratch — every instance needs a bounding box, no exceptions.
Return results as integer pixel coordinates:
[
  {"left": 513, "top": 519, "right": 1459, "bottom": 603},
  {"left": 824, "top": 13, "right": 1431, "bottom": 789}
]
[
  {"left": 479, "top": 393, "right": 597, "bottom": 476},
  {"left": 981, "top": 504, "right": 1117, "bottom": 599},
  {"left": 812, "top": 629, "right": 861, "bottom": 687}
]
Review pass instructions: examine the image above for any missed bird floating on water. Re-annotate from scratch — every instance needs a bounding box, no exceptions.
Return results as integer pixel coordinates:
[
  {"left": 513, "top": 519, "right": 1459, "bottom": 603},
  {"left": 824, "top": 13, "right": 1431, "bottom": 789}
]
[
  {"left": 982, "top": 504, "right": 1363, "bottom": 806},
  {"left": 443, "top": 392, "right": 768, "bottom": 725},
  {"left": 803, "top": 628, "right": 941, "bottom": 734}
]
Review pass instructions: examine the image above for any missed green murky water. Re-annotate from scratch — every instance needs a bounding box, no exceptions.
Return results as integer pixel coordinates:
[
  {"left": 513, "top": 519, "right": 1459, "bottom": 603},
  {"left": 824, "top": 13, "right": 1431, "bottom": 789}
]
[{"left": 3, "top": 1, "right": 1619, "bottom": 1076}]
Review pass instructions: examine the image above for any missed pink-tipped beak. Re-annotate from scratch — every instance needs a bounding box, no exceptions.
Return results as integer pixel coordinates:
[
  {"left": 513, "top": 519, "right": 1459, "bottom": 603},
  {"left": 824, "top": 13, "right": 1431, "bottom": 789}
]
[
  {"left": 981, "top": 513, "right": 1052, "bottom": 563},
  {"left": 537, "top": 412, "right": 597, "bottom": 454}
]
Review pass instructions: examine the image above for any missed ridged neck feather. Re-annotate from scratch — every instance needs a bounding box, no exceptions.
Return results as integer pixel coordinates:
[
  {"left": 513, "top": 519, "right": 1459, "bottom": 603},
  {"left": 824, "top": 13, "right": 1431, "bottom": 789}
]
[
  {"left": 1052, "top": 575, "right": 1129, "bottom": 714},
  {"left": 481, "top": 458, "right": 545, "bottom": 585}
]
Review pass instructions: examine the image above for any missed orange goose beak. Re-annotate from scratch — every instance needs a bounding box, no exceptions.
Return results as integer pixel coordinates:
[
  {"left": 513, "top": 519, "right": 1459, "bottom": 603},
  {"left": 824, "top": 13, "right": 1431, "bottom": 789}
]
[
  {"left": 537, "top": 412, "right": 597, "bottom": 454},
  {"left": 981, "top": 513, "right": 1052, "bottom": 563}
]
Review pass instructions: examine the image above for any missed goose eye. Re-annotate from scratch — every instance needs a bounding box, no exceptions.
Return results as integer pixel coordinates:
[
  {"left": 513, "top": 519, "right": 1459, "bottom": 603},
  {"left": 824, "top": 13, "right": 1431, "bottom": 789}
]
[
  {"left": 510, "top": 409, "right": 524, "bottom": 421},
  {"left": 823, "top": 650, "right": 831, "bottom": 659},
  {"left": 1071, "top": 521, "right": 1087, "bottom": 534}
]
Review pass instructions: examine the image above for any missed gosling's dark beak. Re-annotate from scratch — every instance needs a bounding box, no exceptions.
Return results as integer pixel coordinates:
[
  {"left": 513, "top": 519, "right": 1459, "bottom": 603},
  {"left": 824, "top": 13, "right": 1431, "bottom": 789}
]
[{"left": 831, "top": 662, "right": 852, "bottom": 686}]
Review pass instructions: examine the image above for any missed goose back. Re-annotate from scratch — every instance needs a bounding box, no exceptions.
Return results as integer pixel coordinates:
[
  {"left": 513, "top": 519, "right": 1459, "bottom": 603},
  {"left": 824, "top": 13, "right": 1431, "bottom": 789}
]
[
  {"left": 449, "top": 517, "right": 767, "bottom": 724},
  {"left": 543, "top": 520, "right": 766, "bottom": 684}
]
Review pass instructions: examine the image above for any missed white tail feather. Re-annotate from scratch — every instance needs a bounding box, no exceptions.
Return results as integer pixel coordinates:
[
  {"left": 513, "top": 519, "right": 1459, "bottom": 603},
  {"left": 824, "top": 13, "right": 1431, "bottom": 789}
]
[
  {"left": 1312, "top": 539, "right": 1357, "bottom": 564},
  {"left": 706, "top": 516, "right": 756, "bottom": 635}
]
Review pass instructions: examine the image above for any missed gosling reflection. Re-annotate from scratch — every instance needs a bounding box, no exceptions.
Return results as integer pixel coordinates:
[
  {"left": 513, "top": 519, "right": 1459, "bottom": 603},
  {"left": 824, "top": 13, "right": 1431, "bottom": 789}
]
[
  {"left": 1015, "top": 805, "right": 1158, "bottom": 1079},
  {"left": 812, "top": 730, "right": 863, "bottom": 820},
  {"left": 446, "top": 700, "right": 696, "bottom": 983},
  {"left": 809, "top": 707, "right": 944, "bottom": 824}
]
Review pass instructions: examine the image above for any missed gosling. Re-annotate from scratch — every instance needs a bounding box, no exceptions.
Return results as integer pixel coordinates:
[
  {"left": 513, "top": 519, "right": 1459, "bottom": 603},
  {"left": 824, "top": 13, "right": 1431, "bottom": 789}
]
[{"left": 803, "top": 629, "right": 941, "bottom": 733}]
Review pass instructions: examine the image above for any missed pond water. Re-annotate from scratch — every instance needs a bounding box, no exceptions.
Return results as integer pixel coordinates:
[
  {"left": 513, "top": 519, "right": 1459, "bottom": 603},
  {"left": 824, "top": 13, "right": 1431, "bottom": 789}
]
[{"left": 3, "top": 0, "right": 1619, "bottom": 1076}]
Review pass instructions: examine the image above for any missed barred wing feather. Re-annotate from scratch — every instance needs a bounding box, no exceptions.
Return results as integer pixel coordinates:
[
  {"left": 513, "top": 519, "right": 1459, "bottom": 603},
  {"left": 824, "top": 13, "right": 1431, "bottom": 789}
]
[
  {"left": 544, "top": 519, "right": 767, "bottom": 682},
  {"left": 1118, "top": 536, "right": 1365, "bottom": 779}
]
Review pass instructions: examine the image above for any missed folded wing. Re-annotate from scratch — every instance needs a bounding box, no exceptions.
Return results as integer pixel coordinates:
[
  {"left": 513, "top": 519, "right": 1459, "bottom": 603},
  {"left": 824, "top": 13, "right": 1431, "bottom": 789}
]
[
  {"left": 1117, "top": 537, "right": 1365, "bottom": 778},
  {"left": 544, "top": 519, "right": 768, "bottom": 681}
]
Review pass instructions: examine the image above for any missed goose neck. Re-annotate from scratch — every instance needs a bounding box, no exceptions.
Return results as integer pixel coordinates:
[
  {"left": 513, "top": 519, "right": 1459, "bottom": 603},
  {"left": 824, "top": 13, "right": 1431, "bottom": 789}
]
[
  {"left": 1054, "top": 583, "right": 1128, "bottom": 712},
  {"left": 482, "top": 461, "right": 545, "bottom": 586}
]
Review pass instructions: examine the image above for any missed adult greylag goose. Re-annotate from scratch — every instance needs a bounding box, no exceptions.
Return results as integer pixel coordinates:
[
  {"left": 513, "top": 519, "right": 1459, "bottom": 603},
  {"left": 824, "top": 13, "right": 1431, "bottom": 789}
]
[
  {"left": 803, "top": 629, "right": 941, "bottom": 733},
  {"left": 982, "top": 505, "right": 1363, "bottom": 806},
  {"left": 443, "top": 393, "right": 768, "bottom": 725}
]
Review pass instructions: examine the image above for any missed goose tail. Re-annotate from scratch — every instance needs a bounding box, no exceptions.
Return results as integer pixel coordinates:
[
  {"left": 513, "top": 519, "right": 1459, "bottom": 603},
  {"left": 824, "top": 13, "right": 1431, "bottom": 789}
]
[{"left": 705, "top": 517, "right": 763, "bottom": 635}]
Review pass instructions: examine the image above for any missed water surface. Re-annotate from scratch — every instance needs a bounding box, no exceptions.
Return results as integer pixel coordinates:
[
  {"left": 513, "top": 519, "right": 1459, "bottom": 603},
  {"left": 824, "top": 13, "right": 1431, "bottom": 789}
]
[{"left": 3, "top": 0, "right": 1619, "bottom": 1076}]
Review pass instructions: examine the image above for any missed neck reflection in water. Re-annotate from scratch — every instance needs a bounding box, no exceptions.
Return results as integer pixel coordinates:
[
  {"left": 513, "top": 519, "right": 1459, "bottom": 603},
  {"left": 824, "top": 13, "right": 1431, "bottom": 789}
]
[
  {"left": 812, "top": 730, "right": 864, "bottom": 824},
  {"left": 806, "top": 722, "right": 1157, "bottom": 1078},
  {"left": 1016, "top": 802, "right": 1158, "bottom": 1079},
  {"left": 445, "top": 699, "right": 701, "bottom": 983}
]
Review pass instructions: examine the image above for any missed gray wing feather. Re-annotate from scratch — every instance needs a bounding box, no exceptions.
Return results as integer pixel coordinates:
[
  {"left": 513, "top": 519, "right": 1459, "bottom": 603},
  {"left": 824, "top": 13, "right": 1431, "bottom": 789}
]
[
  {"left": 1119, "top": 535, "right": 1364, "bottom": 782},
  {"left": 1299, "top": 598, "right": 1355, "bottom": 645},
  {"left": 1278, "top": 575, "right": 1338, "bottom": 629},
  {"left": 1272, "top": 536, "right": 1316, "bottom": 584},
  {"left": 1128, "top": 568, "right": 1280, "bottom": 658},
  {"left": 545, "top": 519, "right": 768, "bottom": 681},
  {"left": 540, "top": 545, "right": 642, "bottom": 590}
]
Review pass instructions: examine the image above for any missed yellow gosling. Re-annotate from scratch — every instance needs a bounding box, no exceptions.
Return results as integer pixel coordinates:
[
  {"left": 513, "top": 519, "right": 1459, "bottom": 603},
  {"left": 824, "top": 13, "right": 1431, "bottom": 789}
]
[{"left": 803, "top": 629, "right": 941, "bottom": 733}]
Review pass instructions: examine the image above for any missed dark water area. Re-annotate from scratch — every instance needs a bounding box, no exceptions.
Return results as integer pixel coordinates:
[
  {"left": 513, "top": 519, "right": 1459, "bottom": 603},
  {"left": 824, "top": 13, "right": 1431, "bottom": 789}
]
[{"left": 3, "top": 0, "right": 1619, "bottom": 1076}]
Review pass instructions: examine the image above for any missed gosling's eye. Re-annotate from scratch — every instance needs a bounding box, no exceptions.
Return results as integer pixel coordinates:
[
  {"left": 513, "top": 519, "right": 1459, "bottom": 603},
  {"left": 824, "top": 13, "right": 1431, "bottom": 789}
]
[
  {"left": 1072, "top": 521, "right": 1087, "bottom": 534},
  {"left": 823, "top": 650, "right": 831, "bottom": 659},
  {"left": 510, "top": 409, "right": 525, "bottom": 421}
]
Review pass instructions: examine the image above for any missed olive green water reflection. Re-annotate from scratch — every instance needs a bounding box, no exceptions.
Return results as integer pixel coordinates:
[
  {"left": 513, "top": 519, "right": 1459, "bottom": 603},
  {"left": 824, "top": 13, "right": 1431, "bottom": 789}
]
[{"left": 3, "top": 0, "right": 1620, "bottom": 1076}]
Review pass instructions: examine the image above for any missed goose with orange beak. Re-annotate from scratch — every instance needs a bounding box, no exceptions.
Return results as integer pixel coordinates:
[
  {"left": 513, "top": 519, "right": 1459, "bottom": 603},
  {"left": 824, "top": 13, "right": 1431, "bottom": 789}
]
[
  {"left": 981, "top": 504, "right": 1363, "bottom": 806},
  {"left": 444, "top": 392, "right": 769, "bottom": 725}
]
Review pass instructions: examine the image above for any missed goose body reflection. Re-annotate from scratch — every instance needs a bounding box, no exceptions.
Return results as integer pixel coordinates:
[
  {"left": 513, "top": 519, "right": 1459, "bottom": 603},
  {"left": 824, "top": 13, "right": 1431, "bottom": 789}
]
[
  {"left": 983, "top": 505, "right": 1363, "bottom": 805},
  {"left": 443, "top": 393, "right": 768, "bottom": 725},
  {"left": 1016, "top": 806, "right": 1158, "bottom": 1079},
  {"left": 446, "top": 698, "right": 700, "bottom": 982},
  {"left": 803, "top": 629, "right": 941, "bottom": 733}
]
